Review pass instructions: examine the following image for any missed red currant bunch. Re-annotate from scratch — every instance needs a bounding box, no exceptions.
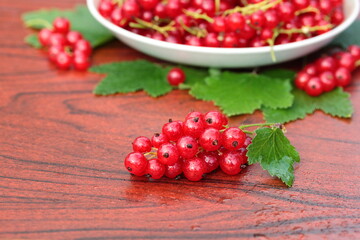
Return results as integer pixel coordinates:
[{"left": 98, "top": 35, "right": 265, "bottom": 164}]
[
  {"left": 98, "top": 0, "right": 344, "bottom": 48},
  {"left": 295, "top": 45, "right": 360, "bottom": 96},
  {"left": 124, "top": 111, "right": 253, "bottom": 181},
  {"left": 38, "top": 17, "right": 92, "bottom": 71}
]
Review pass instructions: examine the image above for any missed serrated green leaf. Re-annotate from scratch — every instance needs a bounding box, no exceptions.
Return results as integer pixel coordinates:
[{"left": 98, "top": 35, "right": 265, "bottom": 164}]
[
  {"left": 22, "top": 5, "right": 114, "bottom": 48},
  {"left": 178, "top": 66, "right": 209, "bottom": 89},
  {"left": 330, "top": 20, "right": 360, "bottom": 48},
  {"left": 25, "top": 34, "right": 42, "bottom": 49},
  {"left": 91, "top": 60, "right": 172, "bottom": 97},
  {"left": 189, "top": 71, "right": 294, "bottom": 116},
  {"left": 247, "top": 127, "right": 300, "bottom": 187},
  {"left": 263, "top": 88, "right": 353, "bottom": 123}
]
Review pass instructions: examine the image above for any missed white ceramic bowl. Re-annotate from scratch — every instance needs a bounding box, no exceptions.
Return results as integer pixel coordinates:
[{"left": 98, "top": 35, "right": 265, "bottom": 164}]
[{"left": 87, "top": 0, "right": 359, "bottom": 68}]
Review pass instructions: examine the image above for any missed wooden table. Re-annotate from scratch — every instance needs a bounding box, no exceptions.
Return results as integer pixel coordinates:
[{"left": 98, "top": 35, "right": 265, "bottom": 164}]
[{"left": 1, "top": 0, "right": 360, "bottom": 239}]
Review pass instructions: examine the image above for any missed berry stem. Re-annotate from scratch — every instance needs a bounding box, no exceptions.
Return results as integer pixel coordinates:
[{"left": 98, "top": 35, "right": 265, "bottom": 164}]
[
  {"left": 242, "top": 130, "right": 254, "bottom": 135},
  {"left": 239, "top": 122, "right": 278, "bottom": 130},
  {"left": 215, "top": 0, "right": 221, "bottom": 14},
  {"left": 134, "top": 18, "right": 175, "bottom": 36},
  {"left": 295, "top": 6, "right": 320, "bottom": 16},
  {"left": 179, "top": 21, "right": 207, "bottom": 38},
  {"left": 223, "top": 0, "right": 282, "bottom": 16},
  {"left": 25, "top": 19, "right": 52, "bottom": 29},
  {"left": 279, "top": 24, "right": 334, "bottom": 35},
  {"left": 183, "top": 9, "right": 214, "bottom": 23}
]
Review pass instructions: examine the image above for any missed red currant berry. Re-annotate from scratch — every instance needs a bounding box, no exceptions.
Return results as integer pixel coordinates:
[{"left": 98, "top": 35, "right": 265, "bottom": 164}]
[
  {"left": 132, "top": 136, "right": 152, "bottom": 153},
  {"left": 319, "top": 0, "right": 332, "bottom": 14},
  {"left": 336, "top": 52, "right": 356, "bottom": 72},
  {"left": 154, "top": 2, "right": 167, "bottom": 18},
  {"left": 222, "top": 32, "right": 239, "bottom": 48},
  {"left": 183, "top": 157, "right": 207, "bottom": 181},
  {"left": 277, "top": 2, "right": 295, "bottom": 22},
  {"left": 240, "top": 24, "right": 256, "bottom": 40},
  {"left": 331, "top": 7, "right": 344, "bottom": 25},
  {"left": 151, "top": 133, "right": 169, "bottom": 148},
  {"left": 319, "top": 71, "right": 336, "bottom": 92},
  {"left": 53, "top": 17, "right": 70, "bottom": 34},
  {"left": 250, "top": 10, "right": 265, "bottom": 28},
  {"left": 303, "top": 63, "right": 318, "bottom": 76},
  {"left": 316, "top": 56, "right": 338, "bottom": 73},
  {"left": 211, "top": 16, "right": 227, "bottom": 33},
  {"left": 48, "top": 33, "right": 67, "bottom": 47},
  {"left": 111, "top": 7, "right": 128, "bottom": 27},
  {"left": 227, "top": 13, "right": 245, "bottom": 32},
  {"left": 237, "top": 148, "right": 248, "bottom": 165},
  {"left": 219, "top": 151, "right": 244, "bottom": 175},
  {"left": 139, "top": 0, "right": 159, "bottom": 10},
  {"left": 165, "top": 160, "right": 183, "bottom": 178},
  {"left": 183, "top": 115, "right": 205, "bottom": 138},
  {"left": 201, "top": 0, "right": 216, "bottom": 17},
  {"left": 348, "top": 45, "right": 360, "bottom": 61},
  {"left": 38, "top": 28, "right": 53, "bottom": 46},
  {"left": 204, "top": 111, "right": 226, "bottom": 130},
  {"left": 74, "top": 39, "right": 92, "bottom": 56},
  {"left": 166, "top": 0, "right": 182, "bottom": 18},
  {"left": 263, "top": 9, "right": 279, "bottom": 29},
  {"left": 335, "top": 67, "right": 352, "bottom": 87},
  {"left": 295, "top": 71, "right": 311, "bottom": 90},
  {"left": 48, "top": 45, "right": 63, "bottom": 63},
  {"left": 222, "top": 127, "right": 246, "bottom": 151},
  {"left": 66, "top": 31, "right": 83, "bottom": 46},
  {"left": 293, "top": 0, "right": 310, "bottom": 10},
  {"left": 157, "top": 143, "right": 179, "bottom": 165},
  {"left": 55, "top": 52, "right": 73, "bottom": 70},
  {"left": 185, "top": 35, "right": 203, "bottom": 46},
  {"left": 176, "top": 136, "right": 199, "bottom": 159},
  {"left": 199, "top": 128, "right": 222, "bottom": 151},
  {"left": 305, "top": 76, "right": 323, "bottom": 96},
  {"left": 98, "top": 0, "right": 115, "bottom": 18},
  {"left": 122, "top": 0, "right": 141, "bottom": 19},
  {"left": 204, "top": 32, "right": 221, "bottom": 47},
  {"left": 124, "top": 152, "right": 148, "bottom": 176},
  {"left": 167, "top": 67, "right": 185, "bottom": 86},
  {"left": 73, "top": 52, "right": 90, "bottom": 71},
  {"left": 162, "top": 120, "right": 183, "bottom": 141},
  {"left": 198, "top": 151, "right": 219, "bottom": 173},
  {"left": 146, "top": 159, "right": 166, "bottom": 179},
  {"left": 243, "top": 136, "right": 252, "bottom": 148}
]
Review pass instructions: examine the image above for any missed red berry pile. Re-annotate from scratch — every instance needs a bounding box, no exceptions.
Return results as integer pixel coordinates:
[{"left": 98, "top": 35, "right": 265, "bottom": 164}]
[
  {"left": 98, "top": 0, "right": 344, "bottom": 48},
  {"left": 38, "top": 17, "right": 92, "bottom": 70},
  {"left": 124, "top": 111, "right": 252, "bottom": 181},
  {"left": 295, "top": 45, "right": 360, "bottom": 96}
]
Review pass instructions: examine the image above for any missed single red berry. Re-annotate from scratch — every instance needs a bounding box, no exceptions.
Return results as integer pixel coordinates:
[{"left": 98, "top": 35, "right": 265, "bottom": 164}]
[
  {"left": 162, "top": 120, "right": 183, "bottom": 141},
  {"left": 176, "top": 136, "right": 199, "bottom": 159},
  {"left": 263, "top": 9, "right": 279, "bottom": 29},
  {"left": 185, "top": 35, "right": 203, "bottom": 46},
  {"left": 98, "top": 0, "right": 115, "bottom": 18},
  {"left": 66, "top": 31, "right": 83, "bottom": 46},
  {"left": 198, "top": 151, "right": 219, "bottom": 173},
  {"left": 141, "top": 10, "right": 154, "bottom": 22},
  {"left": 336, "top": 52, "right": 356, "bottom": 72},
  {"left": 167, "top": 67, "right": 185, "bottom": 86},
  {"left": 222, "top": 127, "right": 246, "bottom": 151},
  {"left": 222, "top": 32, "right": 239, "bottom": 48},
  {"left": 211, "top": 16, "right": 227, "bottom": 33},
  {"left": 319, "top": 0, "right": 332, "bottom": 14},
  {"left": 55, "top": 52, "right": 73, "bottom": 70},
  {"left": 48, "top": 45, "right": 63, "bottom": 63},
  {"left": 165, "top": 160, "right": 183, "bottom": 178},
  {"left": 240, "top": 24, "right": 256, "bottom": 40},
  {"left": 316, "top": 56, "right": 338, "bottom": 73},
  {"left": 303, "top": 63, "right": 318, "bottom": 76},
  {"left": 250, "top": 10, "right": 265, "bottom": 28},
  {"left": 305, "top": 76, "right": 323, "bottom": 97},
  {"left": 335, "top": 67, "right": 352, "bottom": 87},
  {"left": 139, "top": 0, "right": 159, "bottom": 10},
  {"left": 132, "top": 136, "right": 152, "bottom": 153},
  {"left": 74, "top": 39, "right": 92, "bottom": 56},
  {"left": 199, "top": 128, "right": 222, "bottom": 152},
  {"left": 53, "top": 17, "right": 70, "bottom": 34},
  {"left": 73, "top": 52, "right": 90, "bottom": 71},
  {"left": 48, "top": 33, "right": 67, "bottom": 47},
  {"left": 151, "top": 133, "right": 169, "bottom": 148},
  {"left": 166, "top": 0, "right": 182, "bottom": 18},
  {"left": 277, "top": 2, "right": 295, "bottom": 22},
  {"left": 157, "top": 143, "right": 179, "bottom": 165},
  {"left": 201, "top": 0, "right": 216, "bottom": 17},
  {"left": 295, "top": 71, "right": 311, "bottom": 90},
  {"left": 183, "top": 115, "right": 205, "bottom": 138},
  {"left": 204, "top": 111, "right": 226, "bottom": 130},
  {"left": 331, "top": 7, "right": 344, "bottom": 25},
  {"left": 348, "top": 45, "right": 360, "bottom": 61},
  {"left": 154, "top": 2, "right": 167, "bottom": 18},
  {"left": 204, "top": 32, "right": 221, "bottom": 47},
  {"left": 124, "top": 152, "right": 148, "bottom": 176},
  {"left": 183, "top": 157, "right": 207, "bottom": 181},
  {"left": 319, "top": 71, "right": 336, "bottom": 92},
  {"left": 146, "top": 159, "right": 166, "bottom": 179},
  {"left": 122, "top": 0, "right": 141, "bottom": 19},
  {"left": 219, "top": 151, "right": 244, "bottom": 175},
  {"left": 260, "top": 28, "right": 274, "bottom": 41},
  {"left": 111, "top": 7, "right": 128, "bottom": 27},
  {"left": 227, "top": 13, "right": 245, "bottom": 32},
  {"left": 293, "top": 0, "right": 310, "bottom": 10},
  {"left": 38, "top": 28, "right": 53, "bottom": 46}
]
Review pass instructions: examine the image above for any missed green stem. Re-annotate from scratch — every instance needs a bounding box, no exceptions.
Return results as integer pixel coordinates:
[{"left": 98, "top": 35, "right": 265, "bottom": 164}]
[
  {"left": 215, "top": 0, "right": 221, "bottom": 14},
  {"left": 25, "top": 19, "right": 52, "bottom": 29},
  {"left": 295, "top": 6, "right": 320, "bottom": 16},
  {"left": 242, "top": 130, "right": 254, "bottom": 135},
  {"left": 183, "top": 9, "right": 214, "bottom": 23},
  {"left": 134, "top": 18, "right": 175, "bottom": 36},
  {"left": 239, "top": 122, "right": 278, "bottom": 130},
  {"left": 279, "top": 24, "right": 334, "bottom": 36}
]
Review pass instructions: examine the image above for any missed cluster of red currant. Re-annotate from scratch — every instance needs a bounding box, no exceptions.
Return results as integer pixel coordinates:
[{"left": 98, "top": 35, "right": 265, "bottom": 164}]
[
  {"left": 38, "top": 17, "right": 92, "bottom": 70},
  {"left": 98, "top": 0, "right": 343, "bottom": 48},
  {"left": 295, "top": 45, "right": 360, "bottom": 96},
  {"left": 124, "top": 111, "right": 252, "bottom": 181}
]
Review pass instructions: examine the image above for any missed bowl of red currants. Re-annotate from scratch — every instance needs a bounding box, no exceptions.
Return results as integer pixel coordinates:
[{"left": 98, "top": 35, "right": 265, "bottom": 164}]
[{"left": 87, "top": 0, "right": 359, "bottom": 68}]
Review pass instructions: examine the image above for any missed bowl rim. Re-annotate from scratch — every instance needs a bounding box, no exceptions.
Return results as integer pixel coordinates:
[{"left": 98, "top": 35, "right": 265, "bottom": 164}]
[{"left": 87, "top": 0, "right": 360, "bottom": 54}]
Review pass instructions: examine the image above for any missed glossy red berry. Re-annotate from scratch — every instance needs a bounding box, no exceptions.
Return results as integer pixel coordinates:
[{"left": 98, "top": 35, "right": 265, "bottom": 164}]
[
  {"left": 162, "top": 120, "right": 183, "bottom": 141},
  {"left": 139, "top": 0, "right": 159, "bottom": 10},
  {"left": 198, "top": 151, "right": 219, "bottom": 173},
  {"left": 316, "top": 56, "right": 338, "bottom": 73},
  {"left": 99, "top": 0, "right": 115, "bottom": 18},
  {"left": 176, "top": 136, "right": 198, "bottom": 159},
  {"left": 204, "top": 111, "right": 226, "bottom": 130},
  {"left": 277, "top": 2, "right": 295, "bottom": 22},
  {"left": 243, "top": 136, "right": 252, "bottom": 148},
  {"left": 295, "top": 71, "right": 311, "bottom": 90},
  {"left": 151, "top": 133, "right": 169, "bottom": 148},
  {"left": 74, "top": 39, "right": 92, "bottom": 56},
  {"left": 165, "top": 160, "right": 183, "bottom": 178},
  {"left": 122, "top": 0, "right": 141, "bottom": 19},
  {"left": 211, "top": 16, "right": 227, "bottom": 33},
  {"left": 336, "top": 52, "right": 356, "bottom": 72},
  {"left": 335, "top": 67, "right": 352, "bottom": 87},
  {"left": 348, "top": 45, "right": 360, "bottom": 61},
  {"left": 183, "top": 115, "right": 205, "bottom": 138},
  {"left": 250, "top": 11, "right": 265, "bottom": 28},
  {"left": 132, "top": 136, "right": 152, "bottom": 153},
  {"left": 182, "top": 157, "right": 207, "bottom": 181},
  {"left": 303, "top": 64, "right": 318, "bottom": 76},
  {"left": 55, "top": 52, "right": 73, "bottom": 70},
  {"left": 305, "top": 76, "right": 323, "bottom": 97},
  {"left": 219, "top": 151, "right": 244, "bottom": 175},
  {"left": 157, "top": 143, "right": 179, "bottom": 165},
  {"left": 53, "top": 17, "right": 70, "bottom": 34},
  {"left": 48, "top": 45, "right": 63, "bottom": 62},
  {"left": 146, "top": 159, "right": 166, "bottom": 179},
  {"left": 227, "top": 13, "right": 245, "bottom": 32},
  {"left": 319, "top": 71, "right": 336, "bottom": 92},
  {"left": 222, "top": 127, "right": 246, "bottom": 151},
  {"left": 124, "top": 152, "right": 148, "bottom": 176},
  {"left": 39, "top": 28, "right": 53, "bottom": 46},
  {"left": 66, "top": 31, "right": 83, "bottom": 46},
  {"left": 167, "top": 67, "right": 186, "bottom": 86},
  {"left": 48, "top": 33, "right": 67, "bottom": 47},
  {"left": 199, "top": 128, "right": 222, "bottom": 151}
]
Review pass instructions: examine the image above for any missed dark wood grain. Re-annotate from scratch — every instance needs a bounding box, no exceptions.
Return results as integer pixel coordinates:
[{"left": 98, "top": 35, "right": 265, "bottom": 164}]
[{"left": 1, "top": 1, "right": 360, "bottom": 239}]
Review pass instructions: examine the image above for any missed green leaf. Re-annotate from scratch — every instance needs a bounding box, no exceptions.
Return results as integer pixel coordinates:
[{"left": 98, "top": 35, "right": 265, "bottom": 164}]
[
  {"left": 330, "top": 20, "right": 360, "bottom": 48},
  {"left": 247, "top": 127, "right": 300, "bottom": 187},
  {"left": 25, "top": 34, "right": 42, "bottom": 49},
  {"left": 189, "top": 71, "right": 294, "bottom": 116},
  {"left": 261, "top": 69, "right": 296, "bottom": 81},
  {"left": 22, "top": 5, "right": 114, "bottom": 48},
  {"left": 178, "top": 66, "right": 209, "bottom": 89},
  {"left": 91, "top": 60, "right": 172, "bottom": 97},
  {"left": 263, "top": 88, "right": 353, "bottom": 123}
]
